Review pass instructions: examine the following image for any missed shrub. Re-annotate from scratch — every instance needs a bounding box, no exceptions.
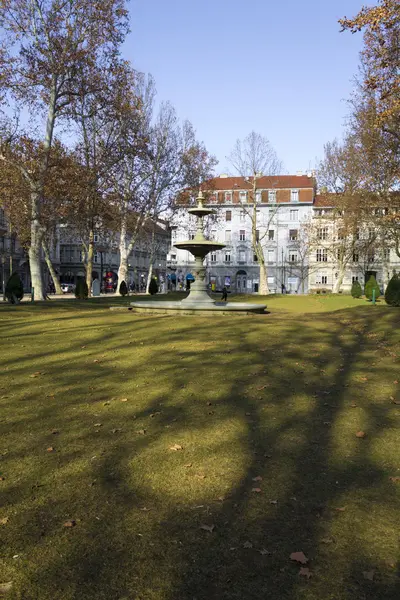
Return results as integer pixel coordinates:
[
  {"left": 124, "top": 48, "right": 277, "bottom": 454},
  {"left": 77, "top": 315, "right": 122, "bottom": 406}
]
[
  {"left": 149, "top": 278, "right": 158, "bottom": 295},
  {"left": 119, "top": 280, "right": 128, "bottom": 296},
  {"left": 75, "top": 278, "right": 88, "bottom": 299},
  {"left": 365, "top": 275, "right": 380, "bottom": 301},
  {"left": 5, "top": 272, "right": 24, "bottom": 304},
  {"left": 351, "top": 280, "right": 362, "bottom": 298},
  {"left": 385, "top": 273, "right": 400, "bottom": 306}
]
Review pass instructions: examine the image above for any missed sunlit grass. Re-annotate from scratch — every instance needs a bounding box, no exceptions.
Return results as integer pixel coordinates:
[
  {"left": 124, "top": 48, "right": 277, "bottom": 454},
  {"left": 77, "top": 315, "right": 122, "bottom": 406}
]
[{"left": 0, "top": 295, "right": 399, "bottom": 599}]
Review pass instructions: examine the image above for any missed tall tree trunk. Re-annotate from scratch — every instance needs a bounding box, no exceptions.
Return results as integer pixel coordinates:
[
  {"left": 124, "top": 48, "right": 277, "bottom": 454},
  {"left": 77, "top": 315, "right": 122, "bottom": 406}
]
[
  {"left": 29, "top": 77, "right": 58, "bottom": 301},
  {"left": 42, "top": 241, "right": 62, "bottom": 294},
  {"left": 333, "top": 261, "right": 346, "bottom": 293},
  {"left": 86, "top": 230, "right": 94, "bottom": 297},
  {"left": 146, "top": 263, "right": 154, "bottom": 294},
  {"left": 29, "top": 192, "right": 45, "bottom": 300},
  {"left": 258, "top": 259, "right": 269, "bottom": 295},
  {"left": 117, "top": 212, "right": 129, "bottom": 295}
]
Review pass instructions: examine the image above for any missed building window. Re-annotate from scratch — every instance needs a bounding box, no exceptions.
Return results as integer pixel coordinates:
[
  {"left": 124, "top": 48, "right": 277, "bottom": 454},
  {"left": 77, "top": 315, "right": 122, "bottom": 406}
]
[
  {"left": 256, "top": 229, "right": 260, "bottom": 241},
  {"left": 316, "top": 274, "right": 328, "bottom": 285},
  {"left": 225, "top": 230, "right": 231, "bottom": 242},
  {"left": 352, "top": 276, "right": 359, "bottom": 283},
  {"left": 321, "top": 275, "right": 327, "bottom": 285},
  {"left": 355, "top": 228, "right": 360, "bottom": 240},
  {"left": 318, "top": 227, "right": 328, "bottom": 240},
  {"left": 94, "top": 252, "right": 99, "bottom": 263},
  {"left": 268, "top": 249, "right": 274, "bottom": 264},
  {"left": 240, "top": 210, "right": 246, "bottom": 222},
  {"left": 210, "top": 252, "right": 217, "bottom": 263},
  {"left": 383, "top": 248, "right": 390, "bottom": 260},
  {"left": 290, "top": 209, "right": 299, "bottom": 221},
  {"left": 225, "top": 210, "right": 232, "bottom": 221},
  {"left": 189, "top": 232, "right": 195, "bottom": 240},
  {"left": 367, "top": 251, "right": 375, "bottom": 263},
  {"left": 94, "top": 234, "right": 99, "bottom": 243},
  {"left": 239, "top": 191, "right": 247, "bottom": 203},
  {"left": 171, "top": 230, "right": 177, "bottom": 241},
  {"left": 256, "top": 191, "right": 262, "bottom": 203},
  {"left": 268, "top": 229, "right": 274, "bottom": 241},
  {"left": 291, "top": 189, "right": 299, "bottom": 202},
  {"left": 239, "top": 230, "right": 246, "bottom": 241},
  {"left": 316, "top": 249, "right": 327, "bottom": 262},
  {"left": 239, "top": 250, "right": 246, "bottom": 262},
  {"left": 253, "top": 253, "right": 258, "bottom": 262},
  {"left": 289, "top": 250, "right": 298, "bottom": 262},
  {"left": 225, "top": 191, "right": 232, "bottom": 203},
  {"left": 353, "top": 252, "right": 359, "bottom": 262},
  {"left": 225, "top": 252, "right": 231, "bottom": 263},
  {"left": 289, "top": 229, "right": 298, "bottom": 241},
  {"left": 208, "top": 193, "right": 217, "bottom": 204},
  {"left": 268, "top": 190, "right": 276, "bottom": 203},
  {"left": 211, "top": 229, "right": 217, "bottom": 240}
]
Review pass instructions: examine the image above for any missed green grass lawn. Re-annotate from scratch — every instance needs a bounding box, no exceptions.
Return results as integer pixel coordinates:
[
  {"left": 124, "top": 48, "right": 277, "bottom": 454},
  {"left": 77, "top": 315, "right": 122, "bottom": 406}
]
[{"left": 0, "top": 295, "right": 399, "bottom": 600}]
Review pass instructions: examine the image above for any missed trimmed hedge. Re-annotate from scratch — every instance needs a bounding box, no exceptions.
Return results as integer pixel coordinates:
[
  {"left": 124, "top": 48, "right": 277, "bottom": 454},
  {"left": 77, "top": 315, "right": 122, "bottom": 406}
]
[
  {"left": 5, "top": 272, "right": 24, "bottom": 304},
  {"left": 351, "top": 280, "right": 362, "bottom": 298},
  {"left": 149, "top": 278, "right": 158, "bottom": 295},
  {"left": 365, "top": 275, "right": 380, "bottom": 301},
  {"left": 75, "top": 278, "right": 89, "bottom": 299},
  {"left": 119, "top": 280, "right": 128, "bottom": 296},
  {"left": 385, "top": 273, "right": 400, "bottom": 306}
]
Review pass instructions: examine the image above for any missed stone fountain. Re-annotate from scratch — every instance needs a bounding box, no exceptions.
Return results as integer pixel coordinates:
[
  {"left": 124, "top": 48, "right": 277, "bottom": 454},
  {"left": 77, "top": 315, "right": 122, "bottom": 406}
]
[{"left": 129, "top": 192, "right": 266, "bottom": 314}]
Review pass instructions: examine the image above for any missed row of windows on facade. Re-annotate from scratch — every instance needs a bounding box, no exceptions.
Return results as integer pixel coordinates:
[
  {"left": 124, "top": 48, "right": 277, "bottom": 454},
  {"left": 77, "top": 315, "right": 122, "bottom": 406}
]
[
  {"left": 208, "top": 249, "right": 300, "bottom": 264},
  {"left": 316, "top": 227, "right": 383, "bottom": 241},
  {"left": 315, "top": 248, "right": 390, "bottom": 262},
  {"left": 176, "top": 228, "right": 299, "bottom": 243},
  {"left": 224, "top": 209, "right": 300, "bottom": 222},
  {"left": 207, "top": 190, "right": 300, "bottom": 204},
  {"left": 60, "top": 249, "right": 165, "bottom": 263},
  {"left": 314, "top": 207, "right": 390, "bottom": 217}
]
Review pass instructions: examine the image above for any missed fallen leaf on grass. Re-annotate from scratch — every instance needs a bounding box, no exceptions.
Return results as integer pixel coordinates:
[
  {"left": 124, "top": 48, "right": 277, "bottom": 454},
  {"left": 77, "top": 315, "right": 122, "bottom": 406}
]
[
  {"left": 350, "top": 402, "right": 358, "bottom": 408},
  {"left": 120, "top": 398, "right": 128, "bottom": 402},
  {"left": 251, "top": 488, "right": 262, "bottom": 493},
  {"left": 46, "top": 447, "right": 55, "bottom": 452},
  {"left": 257, "top": 385, "right": 267, "bottom": 391},
  {"left": 93, "top": 423, "right": 102, "bottom": 428},
  {"left": 363, "top": 570, "right": 375, "bottom": 581},
  {"left": 169, "top": 444, "right": 183, "bottom": 451},
  {"left": 252, "top": 476, "right": 262, "bottom": 482},
  {"left": 258, "top": 548, "right": 271, "bottom": 556},
  {"left": 63, "top": 520, "right": 76, "bottom": 528},
  {"left": 0, "top": 517, "right": 9, "bottom": 525},
  {"left": 299, "top": 567, "right": 312, "bottom": 579},
  {"left": 390, "top": 397, "right": 400, "bottom": 405},
  {"left": 243, "top": 541, "right": 253, "bottom": 549},
  {"left": 136, "top": 429, "right": 146, "bottom": 435},
  {"left": 269, "top": 499, "right": 278, "bottom": 505},
  {"left": 93, "top": 360, "right": 99, "bottom": 363},
  {"left": 394, "top": 380, "right": 399, "bottom": 384},
  {"left": 389, "top": 476, "right": 400, "bottom": 483},
  {"left": 290, "top": 552, "right": 308, "bottom": 564},
  {"left": 0, "top": 477, "right": 5, "bottom": 481},
  {"left": 0, "top": 582, "right": 13, "bottom": 594},
  {"left": 51, "top": 429, "right": 59, "bottom": 435},
  {"left": 184, "top": 463, "right": 192, "bottom": 468},
  {"left": 195, "top": 474, "right": 206, "bottom": 479},
  {"left": 200, "top": 524, "right": 215, "bottom": 533},
  {"left": 321, "top": 537, "right": 334, "bottom": 544},
  {"left": 356, "top": 431, "right": 366, "bottom": 438},
  {"left": 111, "top": 429, "right": 122, "bottom": 434},
  {"left": 335, "top": 507, "right": 346, "bottom": 512}
]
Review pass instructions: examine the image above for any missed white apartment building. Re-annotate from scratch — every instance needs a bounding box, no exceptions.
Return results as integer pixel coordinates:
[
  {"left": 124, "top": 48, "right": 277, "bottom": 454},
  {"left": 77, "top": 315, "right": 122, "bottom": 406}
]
[{"left": 168, "top": 174, "right": 316, "bottom": 293}]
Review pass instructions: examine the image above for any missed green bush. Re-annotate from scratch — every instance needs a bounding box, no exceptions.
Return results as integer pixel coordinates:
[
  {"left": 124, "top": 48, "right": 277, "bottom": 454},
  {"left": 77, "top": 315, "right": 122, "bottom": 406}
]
[
  {"left": 385, "top": 273, "right": 400, "bottom": 306},
  {"left": 75, "top": 278, "right": 88, "bottom": 299},
  {"left": 5, "top": 272, "right": 24, "bottom": 304},
  {"left": 351, "top": 280, "right": 362, "bottom": 298},
  {"left": 119, "top": 280, "right": 128, "bottom": 296},
  {"left": 365, "top": 275, "right": 380, "bottom": 301},
  {"left": 149, "top": 278, "right": 158, "bottom": 295}
]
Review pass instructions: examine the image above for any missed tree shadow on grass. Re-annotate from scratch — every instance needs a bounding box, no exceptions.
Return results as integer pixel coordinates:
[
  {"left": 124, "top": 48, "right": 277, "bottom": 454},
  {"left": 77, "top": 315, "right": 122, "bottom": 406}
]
[{"left": 0, "top": 305, "right": 399, "bottom": 599}]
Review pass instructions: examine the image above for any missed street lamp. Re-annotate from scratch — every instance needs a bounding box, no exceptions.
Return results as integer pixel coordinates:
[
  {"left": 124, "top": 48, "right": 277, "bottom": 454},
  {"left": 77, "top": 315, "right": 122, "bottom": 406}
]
[{"left": 1, "top": 255, "right": 6, "bottom": 302}]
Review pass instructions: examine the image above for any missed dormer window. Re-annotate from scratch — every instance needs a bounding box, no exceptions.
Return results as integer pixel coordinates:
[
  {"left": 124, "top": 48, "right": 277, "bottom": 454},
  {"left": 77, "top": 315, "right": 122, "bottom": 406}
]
[
  {"left": 208, "top": 193, "right": 217, "bottom": 204},
  {"left": 239, "top": 191, "right": 247, "bottom": 203},
  {"left": 291, "top": 189, "right": 299, "bottom": 202},
  {"left": 268, "top": 190, "right": 276, "bottom": 203},
  {"left": 255, "top": 191, "right": 262, "bottom": 203},
  {"left": 225, "top": 191, "right": 232, "bottom": 203}
]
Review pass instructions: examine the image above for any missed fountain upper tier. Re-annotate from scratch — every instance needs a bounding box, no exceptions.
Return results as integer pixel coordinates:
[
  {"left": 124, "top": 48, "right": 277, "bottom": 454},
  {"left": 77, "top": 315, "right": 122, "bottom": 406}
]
[{"left": 174, "top": 193, "right": 225, "bottom": 259}]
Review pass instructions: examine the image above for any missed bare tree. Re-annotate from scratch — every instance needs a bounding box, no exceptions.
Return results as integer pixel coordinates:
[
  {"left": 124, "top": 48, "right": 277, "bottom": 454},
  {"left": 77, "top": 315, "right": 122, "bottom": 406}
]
[
  {"left": 227, "top": 131, "right": 284, "bottom": 294},
  {"left": 0, "top": 0, "right": 129, "bottom": 299}
]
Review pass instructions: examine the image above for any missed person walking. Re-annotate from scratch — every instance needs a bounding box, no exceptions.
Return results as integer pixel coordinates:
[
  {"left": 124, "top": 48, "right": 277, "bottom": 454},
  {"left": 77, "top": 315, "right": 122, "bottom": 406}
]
[{"left": 221, "top": 286, "right": 228, "bottom": 302}]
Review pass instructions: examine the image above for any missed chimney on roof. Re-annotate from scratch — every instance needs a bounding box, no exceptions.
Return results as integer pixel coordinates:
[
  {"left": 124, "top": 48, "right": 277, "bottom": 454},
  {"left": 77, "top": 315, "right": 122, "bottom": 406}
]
[
  {"left": 296, "top": 171, "right": 303, "bottom": 176},
  {"left": 219, "top": 173, "right": 228, "bottom": 178}
]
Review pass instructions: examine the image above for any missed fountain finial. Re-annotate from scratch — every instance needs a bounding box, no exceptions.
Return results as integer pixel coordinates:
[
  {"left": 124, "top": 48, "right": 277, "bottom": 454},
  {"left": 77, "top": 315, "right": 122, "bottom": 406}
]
[{"left": 196, "top": 189, "right": 204, "bottom": 207}]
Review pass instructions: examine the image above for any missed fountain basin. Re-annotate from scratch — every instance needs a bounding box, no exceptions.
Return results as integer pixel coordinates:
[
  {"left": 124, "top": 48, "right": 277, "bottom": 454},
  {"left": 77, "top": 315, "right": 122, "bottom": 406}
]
[{"left": 128, "top": 300, "right": 267, "bottom": 315}]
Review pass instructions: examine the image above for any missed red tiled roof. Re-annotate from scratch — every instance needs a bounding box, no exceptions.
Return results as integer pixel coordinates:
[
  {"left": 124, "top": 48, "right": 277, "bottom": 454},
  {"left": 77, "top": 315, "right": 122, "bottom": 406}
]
[
  {"left": 203, "top": 175, "right": 316, "bottom": 191},
  {"left": 314, "top": 194, "right": 335, "bottom": 207}
]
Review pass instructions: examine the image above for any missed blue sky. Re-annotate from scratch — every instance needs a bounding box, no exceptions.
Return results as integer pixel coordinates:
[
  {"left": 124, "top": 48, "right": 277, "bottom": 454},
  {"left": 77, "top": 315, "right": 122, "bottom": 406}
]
[{"left": 125, "top": 0, "right": 366, "bottom": 175}]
